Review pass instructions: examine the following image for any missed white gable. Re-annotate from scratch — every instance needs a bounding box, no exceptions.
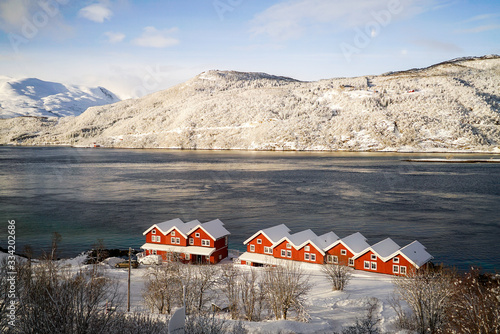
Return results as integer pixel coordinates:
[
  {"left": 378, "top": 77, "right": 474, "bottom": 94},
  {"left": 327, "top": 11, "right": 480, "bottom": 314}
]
[
  {"left": 143, "top": 218, "right": 185, "bottom": 235},
  {"left": 243, "top": 224, "right": 290, "bottom": 245},
  {"left": 341, "top": 232, "right": 370, "bottom": 255},
  {"left": 200, "top": 219, "right": 230, "bottom": 240}
]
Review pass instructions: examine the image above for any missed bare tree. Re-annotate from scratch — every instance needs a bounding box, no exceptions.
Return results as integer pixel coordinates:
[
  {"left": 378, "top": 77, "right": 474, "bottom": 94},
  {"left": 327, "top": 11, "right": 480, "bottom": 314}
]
[
  {"left": 322, "top": 262, "right": 352, "bottom": 291},
  {"left": 143, "top": 261, "right": 183, "bottom": 314},
  {"left": 263, "top": 262, "right": 312, "bottom": 321},
  {"left": 341, "top": 298, "right": 381, "bottom": 334},
  {"left": 392, "top": 267, "right": 455, "bottom": 334},
  {"left": 239, "top": 268, "right": 265, "bottom": 321},
  {"left": 446, "top": 268, "right": 500, "bottom": 333},
  {"left": 218, "top": 264, "right": 240, "bottom": 320}
]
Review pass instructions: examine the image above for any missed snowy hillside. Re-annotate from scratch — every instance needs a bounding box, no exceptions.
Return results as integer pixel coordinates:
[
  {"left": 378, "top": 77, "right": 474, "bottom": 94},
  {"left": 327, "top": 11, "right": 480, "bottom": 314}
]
[
  {"left": 1, "top": 56, "right": 499, "bottom": 152},
  {"left": 0, "top": 77, "right": 119, "bottom": 118}
]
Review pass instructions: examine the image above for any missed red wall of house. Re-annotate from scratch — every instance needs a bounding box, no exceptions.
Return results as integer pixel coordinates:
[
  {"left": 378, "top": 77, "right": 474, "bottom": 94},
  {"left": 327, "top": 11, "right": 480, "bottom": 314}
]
[
  {"left": 273, "top": 240, "right": 295, "bottom": 260},
  {"left": 246, "top": 233, "right": 273, "bottom": 254},
  {"left": 214, "top": 236, "right": 227, "bottom": 250},
  {"left": 187, "top": 227, "right": 214, "bottom": 247},
  {"left": 295, "top": 242, "right": 324, "bottom": 264},
  {"left": 165, "top": 228, "right": 187, "bottom": 246},
  {"left": 354, "top": 251, "right": 416, "bottom": 275},
  {"left": 325, "top": 244, "right": 354, "bottom": 266},
  {"left": 145, "top": 228, "right": 164, "bottom": 243}
]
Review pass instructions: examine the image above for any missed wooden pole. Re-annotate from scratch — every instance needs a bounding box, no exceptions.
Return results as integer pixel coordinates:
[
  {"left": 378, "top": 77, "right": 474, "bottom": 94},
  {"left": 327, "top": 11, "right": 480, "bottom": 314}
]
[{"left": 127, "top": 247, "right": 131, "bottom": 312}]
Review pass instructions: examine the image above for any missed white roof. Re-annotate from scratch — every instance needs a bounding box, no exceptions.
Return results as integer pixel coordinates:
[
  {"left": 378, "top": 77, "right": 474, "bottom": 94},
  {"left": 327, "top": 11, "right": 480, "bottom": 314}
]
[
  {"left": 143, "top": 218, "right": 229, "bottom": 240},
  {"left": 315, "top": 231, "right": 339, "bottom": 249},
  {"left": 371, "top": 238, "right": 401, "bottom": 259},
  {"left": 339, "top": 232, "right": 370, "bottom": 255},
  {"left": 397, "top": 240, "right": 433, "bottom": 268},
  {"left": 196, "top": 219, "right": 230, "bottom": 240},
  {"left": 243, "top": 224, "right": 291, "bottom": 245},
  {"left": 288, "top": 229, "right": 318, "bottom": 246},
  {"left": 140, "top": 243, "right": 216, "bottom": 256}
]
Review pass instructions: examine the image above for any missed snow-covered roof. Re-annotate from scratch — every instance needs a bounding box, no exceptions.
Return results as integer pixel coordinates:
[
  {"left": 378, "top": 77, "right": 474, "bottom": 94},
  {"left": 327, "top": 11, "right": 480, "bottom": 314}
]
[
  {"left": 193, "top": 219, "right": 230, "bottom": 240},
  {"left": 288, "top": 229, "right": 318, "bottom": 246},
  {"left": 338, "top": 232, "right": 370, "bottom": 255},
  {"left": 316, "top": 232, "right": 340, "bottom": 249},
  {"left": 140, "top": 243, "right": 216, "bottom": 256},
  {"left": 243, "top": 224, "right": 291, "bottom": 245},
  {"left": 354, "top": 238, "right": 400, "bottom": 260},
  {"left": 143, "top": 218, "right": 229, "bottom": 240},
  {"left": 397, "top": 241, "right": 433, "bottom": 268}
]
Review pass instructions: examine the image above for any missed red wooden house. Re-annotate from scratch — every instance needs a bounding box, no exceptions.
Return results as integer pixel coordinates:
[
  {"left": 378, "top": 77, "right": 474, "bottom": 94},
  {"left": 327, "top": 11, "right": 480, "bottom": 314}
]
[
  {"left": 141, "top": 218, "right": 230, "bottom": 264},
  {"left": 240, "top": 224, "right": 291, "bottom": 266},
  {"left": 324, "top": 232, "right": 370, "bottom": 267}
]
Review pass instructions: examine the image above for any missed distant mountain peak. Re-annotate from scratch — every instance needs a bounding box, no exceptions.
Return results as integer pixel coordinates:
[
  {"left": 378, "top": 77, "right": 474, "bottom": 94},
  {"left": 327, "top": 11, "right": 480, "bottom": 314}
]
[{"left": 197, "top": 70, "right": 299, "bottom": 82}]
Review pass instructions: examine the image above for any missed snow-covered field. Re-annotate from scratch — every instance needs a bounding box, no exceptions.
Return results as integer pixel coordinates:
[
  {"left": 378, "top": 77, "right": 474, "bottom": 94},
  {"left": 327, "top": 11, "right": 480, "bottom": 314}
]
[{"left": 40, "top": 253, "right": 402, "bottom": 334}]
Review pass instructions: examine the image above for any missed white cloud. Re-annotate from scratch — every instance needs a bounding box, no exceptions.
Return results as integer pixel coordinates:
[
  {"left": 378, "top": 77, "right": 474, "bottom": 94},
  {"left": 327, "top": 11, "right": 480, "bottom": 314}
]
[
  {"left": 250, "top": 0, "right": 439, "bottom": 40},
  {"left": 456, "top": 24, "right": 500, "bottom": 34},
  {"left": 132, "top": 26, "right": 179, "bottom": 48},
  {"left": 79, "top": 3, "right": 113, "bottom": 23},
  {"left": 104, "top": 31, "right": 125, "bottom": 43},
  {"left": 413, "top": 39, "right": 462, "bottom": 52},
  {"left": 0, "top": 0, "right": 32, "bottom": 30}
]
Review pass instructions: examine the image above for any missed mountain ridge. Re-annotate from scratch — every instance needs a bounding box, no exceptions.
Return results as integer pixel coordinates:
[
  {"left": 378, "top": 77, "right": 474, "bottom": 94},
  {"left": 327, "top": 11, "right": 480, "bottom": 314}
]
[{"left": 1, "top": 56, "right": 499, "bottom": 153}]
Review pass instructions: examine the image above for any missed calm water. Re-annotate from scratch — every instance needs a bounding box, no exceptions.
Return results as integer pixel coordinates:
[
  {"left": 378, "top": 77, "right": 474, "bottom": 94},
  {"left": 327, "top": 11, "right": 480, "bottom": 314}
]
[{"left": 1, "top": 147, "right": 499, "bottom": 271}]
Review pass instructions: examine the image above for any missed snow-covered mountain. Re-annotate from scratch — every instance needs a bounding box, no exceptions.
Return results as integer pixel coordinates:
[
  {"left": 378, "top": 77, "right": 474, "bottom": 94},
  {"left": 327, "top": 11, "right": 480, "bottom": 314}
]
[
  {"left": 1, "top": 55, "right": 499, "bottom": 152},
  {"left": 0, "top": 77, "right": 119, "bottom": 118}
]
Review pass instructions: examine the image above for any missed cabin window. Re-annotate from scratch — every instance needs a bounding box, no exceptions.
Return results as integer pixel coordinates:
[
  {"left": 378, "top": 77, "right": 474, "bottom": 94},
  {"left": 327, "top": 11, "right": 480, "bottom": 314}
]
[
  {"left": 225, "top": 236, "right": 228, "bottom": 246},
  {"left": 371, "top": 262, "right": 377, "bottom": 270},
  {"left": 326, "top": 255, "right": 333, "bottom": 263},
  {"left": 202, "top": 239, "right": 210, "bottom": 247},
  {"left": 281, "top": 249, "right": 286, "bottom": 257},
  {"left": 393, "top": 257, "right": 399, "bottom": 263},
  {"left": 171, "top": 237, "right": 175, "bottom": 244},
  {"left": 152, "top": 250, "right": 157, "bottom": 255},
  {"left": 250, "top": 244, "right": 255, "bottom": 252},
  {"left": 364, "top": 261, "right": 370, "bottom": 269},
  {"left": 151, "top": 230, "right": 156, "bottom": 234},
  {"left": 219, "top": 254, "right": 222, "bottom": 260},
  {"left": 400, "top": 266, "right": 407, "bottom": 275},
  {"left": 341, "top": 249, "right": 347, "bottom": 256},
  {"left": 176, "top": 238, "right": 180, "bottom": 244},
  {"left": 393, "top": 265, "right": 399, "bottom": 274},
  {"left": 257, "top": 239, "right": 262, "bottom": 244},
  {"left": 348, "top": 258, "right": 354, "bottom": 266},
  {"left": 371, "top": 254, "right": 377, "bottom": 261},
  {"left": 264, "top": 247, "right": 272, "bottom": 254},
  {"left": 311, "top": 254, "right": 316, "bottom": 261},
  {"left": 286, "top": 250, "right": 292, "bottom": 258},
  {"left": 286, "top": 243, "right": 291, "bottom": 249},
  {"left": 151, "top": 235, "right": 156, "bottom": 242},
  {"left": 304, "top": 253, "right": 310, "bottom": 260},
  {"left": 185, "top": 253, "right": 190, "bottom": 260},
  {"left": 305, "top": 246, "right": 310, "bottom": 251},
  {"left": 195, "top": 233, "right": 200, "bottom": 238},
  {"left": 171, "top": 231, "right": 175, "bottom": 236},
  {"left": 189, "top": 238, "right": 194, "bottom": 245}
]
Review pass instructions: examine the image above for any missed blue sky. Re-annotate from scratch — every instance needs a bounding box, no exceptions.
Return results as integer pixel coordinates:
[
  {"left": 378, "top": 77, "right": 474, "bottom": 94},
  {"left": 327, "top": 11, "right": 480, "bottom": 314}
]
[{"left": 0, "top": 0, "right": 499, "bottom": 98}]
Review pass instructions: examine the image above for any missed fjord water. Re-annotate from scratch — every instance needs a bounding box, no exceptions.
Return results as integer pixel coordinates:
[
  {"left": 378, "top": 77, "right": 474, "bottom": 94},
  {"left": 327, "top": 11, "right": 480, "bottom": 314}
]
[{"left": 1, "top": 147, "right": 499, "bottom": 271}]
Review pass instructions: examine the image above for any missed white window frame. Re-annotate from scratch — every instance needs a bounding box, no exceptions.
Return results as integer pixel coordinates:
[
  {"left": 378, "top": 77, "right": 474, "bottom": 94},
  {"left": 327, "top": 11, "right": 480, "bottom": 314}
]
[
  {"left": 333, "top": 255, "right": 338, "bottom": 264},
  {"left": 195, "top": 233, "right": 200, "bottom": 238},
  {"left": 393, "top": 257, "right": 399, "bottom": 263},
  {"left": 264, "top": 246, "right": 272, "bottom": 254},
  {"left": 341, "top": 249, "right": 347, "bottom": 256},
  {"left": 348, "top": 258, "right": 354, "bottom": 266},
  {"left": 281, "top": 249, "right": 286, "bottom": 257},
  {"left": 371, "top": 262, "right": 377, "bottom": 270},
  {"left": 393, "top": 265, "right": 399, "bottom": 274},
  {"left": 219, "top": 254, "right": 222, "bottom": 260},
  {"left": 371, "top": 254, "right": 377, "bottom": 261},
  {"left": 171, "top": 237, "right": 175, "bottom": 244},
  {"left": 364, "top": 261, "right": 370, "bottom": 269},
  {"left": 171, "top": 231, "right": 175, "bottom": 236},
  {"left": 257, "top": 239, "right": 262, "bottom": 244},
  {"left": 286, "top": 243, "right": 291, "bottom": 249},
  {"left": 304, "top": 253, "right": 310, "bottom": 261},
  {"left": 176, "top": 238, "right": 180, "bottom": 244},
  {"left": 189, "top": 238, "right": 194, "bottom": 245},
  {"left": 152, "top": 230, "right": 156, "bottom": 234},
  {"left": 311, "top": 254, "right": 316, "bottom": 261},
  {"left": 287, "top": 250, "right": 292, "bottom": 258},
  {"left": 185, "top": 253, "right": 190, "bottom": 260},
  {"left": 225, "top": 236, "right": 228, "bottom": 246},
  {"left": 305, "top": 245, "right": 310, "bottom": 251},
  {"left": 152, "top": 249, "right": 157, "bottom": 255},
  {"left": 400, "top": 266, "right": 407, "bottom": 275},
  {"left": 250, "top": 244, "right": 255, "bottom": 252},
  {"left": 326, "top": 255, "right": 333, "bottom": 263},
  {"left": 151, "top": 235, "right": 156, "bottom": 242},
  {"left": 202, "top": 239, "right": 210, "bottom": 247}
]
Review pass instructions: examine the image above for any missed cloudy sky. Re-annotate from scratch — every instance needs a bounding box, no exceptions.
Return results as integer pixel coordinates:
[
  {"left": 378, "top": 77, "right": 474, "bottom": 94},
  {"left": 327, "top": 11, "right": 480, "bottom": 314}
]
[{"left": 0, "top": 0, "right": 498, "bottom": 98}]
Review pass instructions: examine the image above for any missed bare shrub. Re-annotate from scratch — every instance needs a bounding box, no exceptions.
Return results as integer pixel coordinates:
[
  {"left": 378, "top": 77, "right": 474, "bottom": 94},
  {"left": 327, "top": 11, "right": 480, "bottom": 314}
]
[
  {"left": 240, "top": 268, "right": 265, "bottom": 321},
  {"left": 446, "top": 268, "right": 500, "bottom": 333},
  {"left": 341, "top": 298, "right": 381, "bottom": 334},
  {"left": 263, "top": 262, "right": 312, "bottom": 321},
  {"left": 392, "top": 267, "right": 455, "bottom": 334},
  {"left": 218, "top": 264, "right": 241, "bottom": 320},
  {"left": 143, "top": 261, "right": 183, "bottom": 314},
  {"left": 322, "top": 262, "right": 352, "bottom": 291}
]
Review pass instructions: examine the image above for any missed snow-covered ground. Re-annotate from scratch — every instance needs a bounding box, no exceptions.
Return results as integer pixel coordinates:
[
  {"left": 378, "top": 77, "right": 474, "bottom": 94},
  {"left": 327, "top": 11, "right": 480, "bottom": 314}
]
[{"left": 33, "top": 253, "right": 402, "bottom": 334}]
